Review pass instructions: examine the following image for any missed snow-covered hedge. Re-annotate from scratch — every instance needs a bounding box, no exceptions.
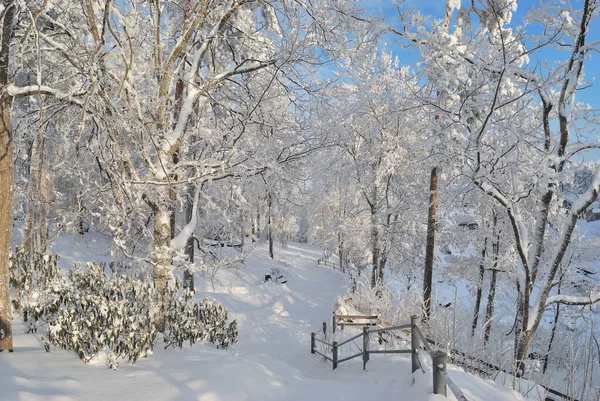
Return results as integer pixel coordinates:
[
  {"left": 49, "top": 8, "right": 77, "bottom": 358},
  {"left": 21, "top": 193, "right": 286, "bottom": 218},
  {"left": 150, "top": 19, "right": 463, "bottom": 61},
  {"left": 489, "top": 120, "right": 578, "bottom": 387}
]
[{"left": 21, "top": 261, "right": 237, "bottom": 369}]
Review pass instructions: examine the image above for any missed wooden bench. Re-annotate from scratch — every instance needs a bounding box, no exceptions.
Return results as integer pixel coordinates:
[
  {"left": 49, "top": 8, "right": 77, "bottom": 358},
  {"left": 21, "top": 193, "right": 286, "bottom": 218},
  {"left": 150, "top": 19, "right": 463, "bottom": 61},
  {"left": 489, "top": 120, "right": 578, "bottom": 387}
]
[{"left": 333, "top": 314, "right": 378, "bottom": 332}]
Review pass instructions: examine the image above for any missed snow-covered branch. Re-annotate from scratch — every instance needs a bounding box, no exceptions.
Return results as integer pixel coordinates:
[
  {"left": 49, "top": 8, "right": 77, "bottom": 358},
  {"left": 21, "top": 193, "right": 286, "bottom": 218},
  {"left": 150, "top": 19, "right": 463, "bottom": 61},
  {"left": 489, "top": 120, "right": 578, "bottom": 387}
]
[
  {"left": 545, "top": 293, "right": 600, "bottom": 307},
  {"left": 7, "top": 84, "right": 85, "bottom": 106}
]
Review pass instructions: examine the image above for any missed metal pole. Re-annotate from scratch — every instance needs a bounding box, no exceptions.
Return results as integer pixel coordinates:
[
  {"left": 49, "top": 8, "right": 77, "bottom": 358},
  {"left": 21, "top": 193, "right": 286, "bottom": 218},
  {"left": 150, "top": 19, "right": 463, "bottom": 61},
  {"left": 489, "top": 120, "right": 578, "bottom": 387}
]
[
  {"left": 432, "top": 351, "right": 448, "bottom": 396},
  {"left": 333, "top": 341, "right": 338, "bottom": 370},
  {"left": 311, "top": 332, "right": 315, "bottom": 354},
  {"left": 363, "top": 326, "right": 369, "bottom": 370},
  {"left": 411, "top": 315, "right": 421, "bottom": 373}
]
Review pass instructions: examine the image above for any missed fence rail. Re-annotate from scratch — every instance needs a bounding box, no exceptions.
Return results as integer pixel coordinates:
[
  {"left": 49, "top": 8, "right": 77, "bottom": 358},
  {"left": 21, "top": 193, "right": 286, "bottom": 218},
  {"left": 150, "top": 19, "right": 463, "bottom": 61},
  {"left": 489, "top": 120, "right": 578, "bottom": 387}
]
[
  {"left": 310, "top": 314, "right": 468, "bottom": 400},
  {"left": 317, "top": 258, "right": 338, "bottom": 268}
]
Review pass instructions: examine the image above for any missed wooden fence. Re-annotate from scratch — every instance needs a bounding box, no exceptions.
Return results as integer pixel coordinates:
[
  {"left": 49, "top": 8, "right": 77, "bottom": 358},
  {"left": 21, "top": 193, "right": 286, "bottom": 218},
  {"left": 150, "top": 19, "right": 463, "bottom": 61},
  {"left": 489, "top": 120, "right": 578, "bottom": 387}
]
[
  {"left": 313, "top": 314, "right": 578, "bottom": 401},
  {"left": 311, "top": 315, "right": 468, "bottom": 400},
  {"left": 317, "top": 258, "right": 337, "bottom": 269}
]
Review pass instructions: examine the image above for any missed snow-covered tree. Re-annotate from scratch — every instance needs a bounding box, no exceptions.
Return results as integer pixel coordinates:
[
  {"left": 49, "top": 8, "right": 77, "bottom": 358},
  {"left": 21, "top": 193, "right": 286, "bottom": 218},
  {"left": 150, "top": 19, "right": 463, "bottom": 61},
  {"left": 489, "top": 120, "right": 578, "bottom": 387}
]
[{"left": 394, "top": 0, "right": 600, "bottom": 374}]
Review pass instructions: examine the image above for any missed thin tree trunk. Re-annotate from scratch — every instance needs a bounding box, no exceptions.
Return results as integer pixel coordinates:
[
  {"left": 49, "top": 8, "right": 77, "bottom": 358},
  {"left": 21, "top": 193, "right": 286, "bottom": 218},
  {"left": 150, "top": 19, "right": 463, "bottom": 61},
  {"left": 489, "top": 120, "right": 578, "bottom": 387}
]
[
  {"left": 267, "top": 193, "right": 273, "bottom": 259},
  {"left": 0, "top": 0, "right": 16, "bottom": 352},
  {"left": 183, "top": 184, "right": 195, "bottom": 292},
  {"left": 544, "top": 281, "right": 562, "bottom": 374},
  {"left": 240, "top": 210, "right": 245, "bottom": 257},
  {"left": 423, "top": 166, "right": 438, "bottom": 321},
  {"left": 484, "top": 231, "right": 499, "bottom": 345},
  {"left": 251, "top": 207, "right": 256, "bottom": 246},
  {"left": 76, "top": 139, "right": 85, "bottom": 236},
  {"left": 24, "top": 132, "right": 42, "bottom": 255},
  {"left": 472, "top": 237, "right": 487, "bottom": 336},
  {"left": 39, "top": 137, "right": 49, "bottom": 253},
  {"left": 370, "top": 203, "right": 379, "bottom": 287},
  {"left": 338, "top": 230, "right": 344, "bottom": 272},
  {"left": 256, "top": 207, "right": 261, "bottom": 241}
]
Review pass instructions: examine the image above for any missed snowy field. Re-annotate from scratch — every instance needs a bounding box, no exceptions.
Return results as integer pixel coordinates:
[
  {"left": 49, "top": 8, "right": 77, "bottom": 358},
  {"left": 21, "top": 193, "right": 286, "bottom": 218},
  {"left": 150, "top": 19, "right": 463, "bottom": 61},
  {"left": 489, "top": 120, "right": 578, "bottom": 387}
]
[{"left": 0, "top": 233, "right": 538, "bottom": 401}]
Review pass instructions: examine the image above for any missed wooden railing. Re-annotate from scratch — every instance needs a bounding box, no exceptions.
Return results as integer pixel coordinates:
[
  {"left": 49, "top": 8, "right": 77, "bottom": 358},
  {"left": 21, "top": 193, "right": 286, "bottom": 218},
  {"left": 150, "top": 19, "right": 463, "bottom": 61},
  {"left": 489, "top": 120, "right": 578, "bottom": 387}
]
[
  {"left": 316, "top": 314, "right": 578, "bottom": 401},
  {"left": 311, "top": 315, "right": 468, "bottom": 400},
  {"left": 317, "top": 258, "right": 337, "bottom": 269}
]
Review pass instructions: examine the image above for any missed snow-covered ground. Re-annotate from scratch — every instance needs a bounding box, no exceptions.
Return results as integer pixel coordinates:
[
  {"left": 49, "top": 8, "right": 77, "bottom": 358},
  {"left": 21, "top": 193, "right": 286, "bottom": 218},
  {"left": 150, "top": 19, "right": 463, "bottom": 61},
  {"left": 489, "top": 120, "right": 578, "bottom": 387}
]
[{"left": 1, "top": 236, "right": 536, "bottom": 401}]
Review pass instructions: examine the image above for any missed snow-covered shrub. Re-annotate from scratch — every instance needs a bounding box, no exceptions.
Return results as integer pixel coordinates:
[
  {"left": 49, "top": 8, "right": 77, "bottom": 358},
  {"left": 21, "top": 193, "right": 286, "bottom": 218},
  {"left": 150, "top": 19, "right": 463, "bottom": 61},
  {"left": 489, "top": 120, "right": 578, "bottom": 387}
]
[
  {"left": 24, "top": 262, "right": 155, "bottom": 367},
  {"left": 24, "top": 262, "right": 238, "bottom": 369},
  {"left": 163, "top": 291, "right": 238, "bottom": 350},
  {"left": 338, "top": 273, "right": 421, "bottom": 325},
  {"left": 9, "top": 246, "right": 61, "bottom": 313}
]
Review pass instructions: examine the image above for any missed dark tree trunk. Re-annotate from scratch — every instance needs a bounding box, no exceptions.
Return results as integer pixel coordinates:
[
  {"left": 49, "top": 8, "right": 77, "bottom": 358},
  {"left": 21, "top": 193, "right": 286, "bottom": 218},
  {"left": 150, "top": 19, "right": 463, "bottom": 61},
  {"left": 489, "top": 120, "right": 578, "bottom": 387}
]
[
  {"left": 484, "top": 214, "right": 500, "bottom": 344},
  {"left": 251, "top": 207, "right": 256, "bottom": 246},
  {"left": 370, "top": 203, "right": 379, "bottom": 288},
  {"left": 39, "top": 137, "right": 49, "bottom": 253},
  {"left": 472, "top": 237, "right": 487, "bottom": 336},
  {"left": 544, "top": 280, "right": 562, "bottom": 373},
  {"left": 338, "top": 231, "right": 344, "bottom": 272},
  {"left": 423, "top": 166, "right": 437, "bottom": 321},
  {"left": 268, "top": 193, "right": 273, "bottom": 259},
  {"left": 183, "top": 185, "right": 195, "bottom": 292},
  {"left": 256, "top": 207, "right": 261, "bottom": 241}
]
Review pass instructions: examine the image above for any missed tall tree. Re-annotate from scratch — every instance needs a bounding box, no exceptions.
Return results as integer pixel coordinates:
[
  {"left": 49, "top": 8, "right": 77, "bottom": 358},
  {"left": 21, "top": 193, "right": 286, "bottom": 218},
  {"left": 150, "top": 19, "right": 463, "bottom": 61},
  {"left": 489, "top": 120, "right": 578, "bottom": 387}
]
[{"left": 0, "top": 0, "right": 16, "bottom": 352}]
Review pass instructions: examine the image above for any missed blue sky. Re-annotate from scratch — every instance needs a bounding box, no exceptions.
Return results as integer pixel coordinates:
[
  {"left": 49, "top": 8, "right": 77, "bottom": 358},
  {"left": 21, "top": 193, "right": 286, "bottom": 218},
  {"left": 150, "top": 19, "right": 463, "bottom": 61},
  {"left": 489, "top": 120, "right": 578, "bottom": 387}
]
[{"left": 359, "top": 0, "right": 600, "bottom": 162}]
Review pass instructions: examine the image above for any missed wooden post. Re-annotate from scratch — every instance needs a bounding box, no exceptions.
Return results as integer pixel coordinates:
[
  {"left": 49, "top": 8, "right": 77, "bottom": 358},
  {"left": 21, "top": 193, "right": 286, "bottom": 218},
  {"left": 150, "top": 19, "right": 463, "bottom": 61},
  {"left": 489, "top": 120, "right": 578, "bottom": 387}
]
[
  {"left": 411, "top": 315, "right": 421, "bottom": 373},
  {"left": 311, "top": 332, "right": 315, "bottom": 354},
  {"left": 332, "top": 341, "right": 338, "bottom": 370},
  {"left": 332, "top": 313, "right": 336, "bottom": 334},
  {"left": 362, "top": 326, "right": 369, "bottom": 370},
  {"left": 432, "top": 351, "right": 448, "bottom": 396}
]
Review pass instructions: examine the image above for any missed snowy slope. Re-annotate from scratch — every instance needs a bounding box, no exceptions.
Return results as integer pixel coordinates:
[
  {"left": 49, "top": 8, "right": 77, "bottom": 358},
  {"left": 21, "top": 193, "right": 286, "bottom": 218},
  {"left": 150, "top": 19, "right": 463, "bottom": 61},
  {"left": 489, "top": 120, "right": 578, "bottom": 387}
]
[{"left": 1, "top": 240, "right": 534, "bottom": 401}]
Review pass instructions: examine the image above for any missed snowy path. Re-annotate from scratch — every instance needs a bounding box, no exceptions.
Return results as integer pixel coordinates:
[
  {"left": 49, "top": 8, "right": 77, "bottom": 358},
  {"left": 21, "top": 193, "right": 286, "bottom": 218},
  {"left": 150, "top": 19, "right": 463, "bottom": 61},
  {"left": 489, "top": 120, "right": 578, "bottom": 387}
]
[{"left": 1, "top": 241, "right": 532, "bottom": 401}]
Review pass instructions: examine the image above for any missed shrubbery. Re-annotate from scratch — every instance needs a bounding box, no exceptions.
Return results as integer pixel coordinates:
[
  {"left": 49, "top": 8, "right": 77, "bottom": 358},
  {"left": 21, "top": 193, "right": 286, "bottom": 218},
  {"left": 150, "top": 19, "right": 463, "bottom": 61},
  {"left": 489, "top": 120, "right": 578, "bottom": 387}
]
[
  {"left": 9, "top": 246, "right": 61, "bottom": 314},
  {"left": 11, "top": 251, "right": 237, "bottom": 369}
]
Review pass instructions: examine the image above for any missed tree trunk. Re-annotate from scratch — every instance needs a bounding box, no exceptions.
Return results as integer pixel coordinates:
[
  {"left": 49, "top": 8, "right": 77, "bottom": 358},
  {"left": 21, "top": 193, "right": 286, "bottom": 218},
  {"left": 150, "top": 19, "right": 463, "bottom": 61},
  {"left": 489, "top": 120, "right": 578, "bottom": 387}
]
[
  {"left": 256, "top": 207, "right": 261, "bottom": 241},
  {"left": 338, "top": 230, "right": 344, "bottom": 272},
  {"left": 39, "top": 137, "right": 49, "bottom": 253},
  {"left": 514, "top": 278, "right": 533, "bottom": 377},
  {"left": 423, "top": 166, "right": 438, "bottom": 321},
  {"left": 153, "top": 205, "right": 173, "bottom": 332},
  {"left": 267, "top": 193, "right": 273, "bottom": 259},
  {"left": 544, "top": 279, "right": 562, "bottom": 374},
  {"left": 472, "top": 237, "right": 487, "bottom": 336},
  {"left": 0, "top": 95, "right": 13, "bottom": 352},
  {"left": 483, "top": 222, "right": 500, "bottom": 345},
  {"left": 76, "top": 147, "right": 85, "bottom": 236},
  {"left": 24, "top": 132, "right": 42, "bottom": 255},
  {"left": 370, "top": 203, "right": 379, "bottom": 288},
  {"left": 239, "top": 210, "right": 245, "bottom": 259},
  {"left": 0, "top": 0, "right": 16, "bottom": 352},
  {"left": 183, "top": 185, "right": 195, "bottom": 292},
  {"left": 251, "top": 207, "right": 256, "bottom": 246}
]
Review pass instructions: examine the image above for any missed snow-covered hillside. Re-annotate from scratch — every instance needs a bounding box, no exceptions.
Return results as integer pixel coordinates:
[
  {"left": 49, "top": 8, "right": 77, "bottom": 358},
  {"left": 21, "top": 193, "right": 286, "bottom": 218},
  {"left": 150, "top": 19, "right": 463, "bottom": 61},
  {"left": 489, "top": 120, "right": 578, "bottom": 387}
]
[{"left": 1, "top": 238, "right": 536, "bottom": 401}]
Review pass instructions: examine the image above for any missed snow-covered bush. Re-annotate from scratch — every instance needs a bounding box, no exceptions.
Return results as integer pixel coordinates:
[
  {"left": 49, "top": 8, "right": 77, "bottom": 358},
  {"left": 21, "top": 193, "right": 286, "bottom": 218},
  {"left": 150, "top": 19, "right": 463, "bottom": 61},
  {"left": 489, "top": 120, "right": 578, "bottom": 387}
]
[
  {"left": 163, "top": 291, "right": 238, "bottom": 350},
  {"left": 23, "top": 262, "right": 238, "bottom": 369},
  {"left": 9, "top": 246, "right": 61, "bottom": 313},
  {"left": 338, "top": 273, "right": 421, "bottom": 325}
]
